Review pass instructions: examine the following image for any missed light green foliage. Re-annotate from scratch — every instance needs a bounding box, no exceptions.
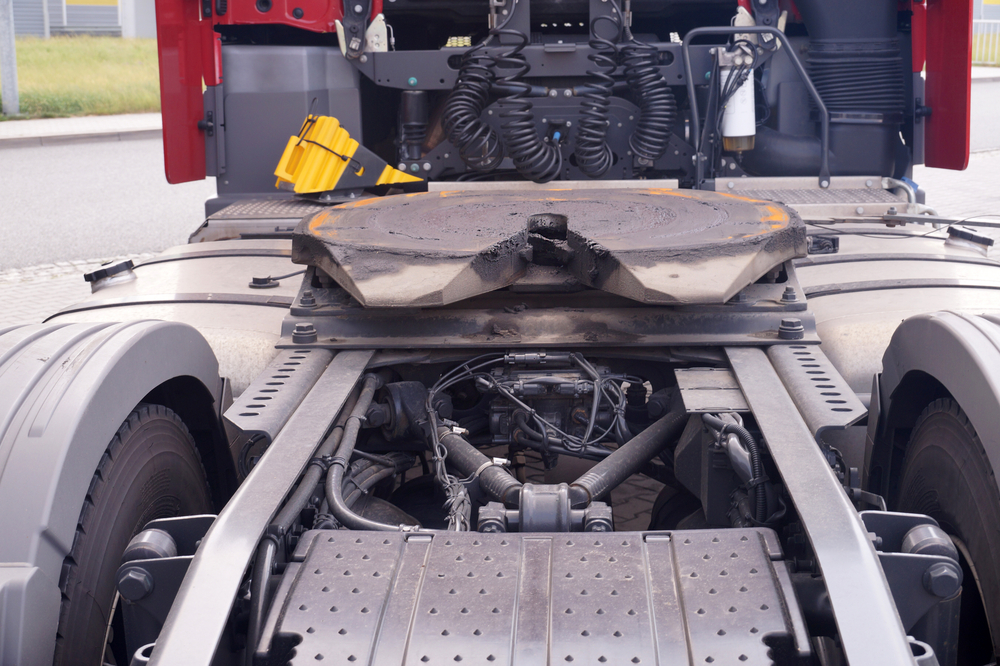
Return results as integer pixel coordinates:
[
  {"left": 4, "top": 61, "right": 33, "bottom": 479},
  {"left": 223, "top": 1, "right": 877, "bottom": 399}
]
[{"left": 0, "top": 36, "right": 160, "bottom": 119}]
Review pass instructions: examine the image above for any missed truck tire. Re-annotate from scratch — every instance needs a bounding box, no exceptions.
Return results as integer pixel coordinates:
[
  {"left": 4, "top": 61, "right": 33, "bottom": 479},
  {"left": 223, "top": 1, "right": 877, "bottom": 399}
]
[
  {"left": 52, "top": 403, "right": 212, "bottom": 666},
  {"left": 897, "top": 398, "right": 1000, "bottom": 664}
]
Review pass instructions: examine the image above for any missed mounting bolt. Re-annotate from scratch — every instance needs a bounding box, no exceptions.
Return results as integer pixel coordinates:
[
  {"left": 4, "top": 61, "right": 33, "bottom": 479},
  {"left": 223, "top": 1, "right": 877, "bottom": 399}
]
[
  {"left": 778, "top": 318, "right": 805, "bottom": 340},
  {"left": 423, "top": 162, "right": 432, "bottom": 171},
  {"left": 292, "top": 322, "right": 318, "bottom": 344},
  {"left": 118, "top": 567, "right": 154, "bottom": 602},
  {"left": 855, "top": 206, "right": 865, "bottom": 215},
  {"left": 781, "top": 286, "right": 797, "bottom": 303},
  {"left": 866, "top": 179, "right": 874, "bottom": 187},
  {"left": 887, "top": 206, "right": 898, "bottom": 215},
  {"left": 923, "top": 562, "right": 962, "bottom": 598},
  {"left": 300, "top": 290, "right": 317, "bottom": 308},
  {"left": 410, "top": 163, "right": 421, "bottom": 173}
]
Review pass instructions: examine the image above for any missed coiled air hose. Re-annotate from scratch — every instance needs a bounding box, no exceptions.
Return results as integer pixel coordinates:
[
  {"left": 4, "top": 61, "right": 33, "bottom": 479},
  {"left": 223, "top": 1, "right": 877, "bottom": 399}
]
[
  {"left": 493, "top": 25, "right": 563, "bottom": 182},
  {"left": 442, "top": 45, "right": 505, "bottom": 172},
  {"left": 574, "top": 13, "right": 621, "bottom": 178},
  {"left": 620, "top": 30, "right": 676, "bottom": 164}
]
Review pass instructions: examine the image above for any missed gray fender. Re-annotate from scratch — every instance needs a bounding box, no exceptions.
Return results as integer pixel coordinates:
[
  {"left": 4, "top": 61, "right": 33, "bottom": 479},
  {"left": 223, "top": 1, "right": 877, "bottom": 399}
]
[
  {"left": 868, "top": 311, "right": 1000, "bottom": 501},
  {"left": 0, "top": 321, "right": 222, "bottom": 666}
]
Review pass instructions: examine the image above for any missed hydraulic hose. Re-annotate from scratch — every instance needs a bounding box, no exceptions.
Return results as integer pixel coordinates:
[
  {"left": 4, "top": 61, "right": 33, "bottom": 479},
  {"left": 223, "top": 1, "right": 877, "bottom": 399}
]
[
  {"left": 270, "top": 392, "right": 360, "bottom": 531},
  {"left": 247, "top": 384, "right": 362, "bottom": 664},
  {"left": 702, "top": 413, "right": 766, "bottom": 523},
  {"left": 325, "top": 374, "right": 412, "bottom": 531},
  {"left": 437, "top": 425, "right": 523, "bottom": 506},
  {"left": 245, "top": 535, "right": 277, "bottom": 665},
  {"left": 570, "top": 407, "right": 688, "bottom": 508},
  {"left": 342, "top": 452, "right": 415, "bottom": 508}
]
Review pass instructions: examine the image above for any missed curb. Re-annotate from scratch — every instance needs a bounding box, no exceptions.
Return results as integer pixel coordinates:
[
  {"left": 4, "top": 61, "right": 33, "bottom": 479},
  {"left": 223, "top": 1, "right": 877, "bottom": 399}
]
[{"left": 0, "top": 128, "right": 162, "bottom": 149}]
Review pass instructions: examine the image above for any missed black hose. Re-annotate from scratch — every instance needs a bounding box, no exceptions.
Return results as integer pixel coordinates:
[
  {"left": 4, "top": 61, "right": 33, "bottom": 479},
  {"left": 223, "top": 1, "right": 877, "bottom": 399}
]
[
  {"left": 574, "top": 13, "right": 620, "bottom": 178},
  {"left": 325, "top": 375, "right": 410, "bottom": 531},
  {"left": 620, "top": 37, "right": 676, "bottom": 163},
  {"left": 570, "top": 408, "right": 688, "bottom": 508},
  {"left": 342, "top": 452, "right": 415, "bottom": 508},
  {"left": 702, "top": 413, "right": 766, "bottom": 523},
  {"left": 442, "top": 45, "right": 505, "bottom": 172},
  {"left": 437, "top": 425, "right": 523, "bottom": 506},
  {"left": 245, "top": 536, "right": 277, "bottom": 665},
  {"left": 270, "top": 390, "right": 361, "bottom": 531},
  {"left": 246, "top": 386, "right": 362, "bottom": 663},
  {"left": 493, "top": 26, "right": 562, "bottom": 183}
]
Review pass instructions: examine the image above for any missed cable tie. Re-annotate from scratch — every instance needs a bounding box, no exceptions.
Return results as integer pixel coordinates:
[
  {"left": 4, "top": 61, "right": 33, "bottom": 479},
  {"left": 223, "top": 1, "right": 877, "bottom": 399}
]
[{"left": 473, "top": 460, "right": 497, "bottom": 478}]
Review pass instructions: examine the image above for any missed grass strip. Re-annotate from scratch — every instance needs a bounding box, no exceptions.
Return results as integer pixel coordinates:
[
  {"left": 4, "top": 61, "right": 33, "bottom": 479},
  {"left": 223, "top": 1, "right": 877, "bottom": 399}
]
[{"left": 0, "top": 35, "right": 160, "bottom": 119}]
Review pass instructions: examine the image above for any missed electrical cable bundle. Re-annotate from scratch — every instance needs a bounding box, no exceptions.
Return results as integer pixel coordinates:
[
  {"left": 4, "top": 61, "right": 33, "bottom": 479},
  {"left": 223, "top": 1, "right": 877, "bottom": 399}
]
[
  {"left": 620, "top": 27, "right": 676, "bottom": 164},
  {"left": 492, "top": 25, "right": 563, "bottom": 183},
  {"left": 574, "top": 11, "right": 622, "bottom": 178},
  {"left": 714, "top": 40, "right": 757, "bottom": 137},
  {"left": 442, "top": 45, "right": 505, "bottom": 172}
]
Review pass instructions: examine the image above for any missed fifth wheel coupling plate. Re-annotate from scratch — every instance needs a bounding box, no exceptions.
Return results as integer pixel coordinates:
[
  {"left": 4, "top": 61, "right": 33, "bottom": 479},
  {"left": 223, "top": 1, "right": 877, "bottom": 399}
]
[{"left": 292, "top": 188, "right": 805, "bottom": 307}]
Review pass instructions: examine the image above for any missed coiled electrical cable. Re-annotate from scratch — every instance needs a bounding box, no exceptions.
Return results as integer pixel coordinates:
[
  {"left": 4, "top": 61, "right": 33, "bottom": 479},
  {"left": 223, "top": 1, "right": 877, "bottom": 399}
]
[
  {"left": 620, "top": 27, "right": 676, "bottom": 163},
  {"left": 442, "top": 45, "right": 505, "bottom": 172},
  {"left": 493, "top": 25, "right": 563, "bottom": 183},
  {"left": 574, "top": 12, "right": 621, "bottom": 178}
]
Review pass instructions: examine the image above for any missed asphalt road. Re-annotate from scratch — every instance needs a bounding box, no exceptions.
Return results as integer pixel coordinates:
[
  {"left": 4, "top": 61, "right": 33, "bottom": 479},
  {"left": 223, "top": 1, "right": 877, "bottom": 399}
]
[
  {"left": 0, "top": 138, "right": 216, "bottom": 270},
  {"left": 972, "top": 78, "right": 1000, "bottom": 153}
]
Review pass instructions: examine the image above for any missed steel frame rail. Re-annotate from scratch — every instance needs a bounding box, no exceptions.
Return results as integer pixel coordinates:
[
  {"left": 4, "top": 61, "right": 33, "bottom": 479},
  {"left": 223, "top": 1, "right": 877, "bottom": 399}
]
[{"left": 726, "top": 346, "right": 915, "bottom": 665}]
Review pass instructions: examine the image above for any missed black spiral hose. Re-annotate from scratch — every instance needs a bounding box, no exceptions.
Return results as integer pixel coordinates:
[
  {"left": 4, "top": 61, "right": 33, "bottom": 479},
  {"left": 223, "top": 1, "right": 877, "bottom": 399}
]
[
  {"left": 574, "top": 14, "right": 621, "bottom": 178},
  {"left": 442, "top": 45, "right": 505, "bottom": 172},
  {"left": 493, "top": 26, "right": 562, "bottom": 183},
  {"left": 620, "top": 34, "right": 676, "bottom": 164}
]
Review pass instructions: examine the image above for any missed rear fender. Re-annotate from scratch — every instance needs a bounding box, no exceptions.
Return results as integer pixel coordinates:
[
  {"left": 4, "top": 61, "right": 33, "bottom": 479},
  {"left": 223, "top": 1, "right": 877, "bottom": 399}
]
[
  {"left": 867, "top": 311, "right": 1000, "bottom": 502},
  {"left": 0, "top": 321, "right": 223, "bottom": 666}
]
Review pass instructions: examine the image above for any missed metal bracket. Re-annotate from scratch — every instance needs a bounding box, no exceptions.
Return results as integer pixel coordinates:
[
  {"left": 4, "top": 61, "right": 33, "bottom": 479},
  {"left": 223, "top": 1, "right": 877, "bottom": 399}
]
[
  {"left": 340, "top": 0, "right": 371, "bottom": 59},
  {"left": 767, "top": 344, "right": 866, "bottom": 439},
  {"left": 682, "top": 26, "right": 831, "bottom": 189},
  {"left": 224, "top": 348, "right": 335, "bottom": 470},
  {"left": 726, "top": 346, "right": 914, "bottom": 665},
  {"left": 116, "top": 516, "right": 216, "bottom": 662}
]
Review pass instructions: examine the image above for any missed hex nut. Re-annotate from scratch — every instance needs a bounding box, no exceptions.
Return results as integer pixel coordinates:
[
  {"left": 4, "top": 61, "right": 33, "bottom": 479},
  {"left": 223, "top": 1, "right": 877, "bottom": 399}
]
[
  {"left": 118, "top": 567, "right": 154, "bottom": 601},
  {"left": 292, "top": 322, "right": 318, "bottom": 344},
  {"left": 923, "top": 562, "right": 962, "bottom": 598}
]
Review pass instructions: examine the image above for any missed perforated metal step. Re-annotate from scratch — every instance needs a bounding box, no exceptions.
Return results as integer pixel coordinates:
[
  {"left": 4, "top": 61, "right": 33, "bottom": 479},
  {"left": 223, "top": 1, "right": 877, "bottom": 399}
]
[{"left": 255, "top": 529, "right": 811, "bottom": 665}]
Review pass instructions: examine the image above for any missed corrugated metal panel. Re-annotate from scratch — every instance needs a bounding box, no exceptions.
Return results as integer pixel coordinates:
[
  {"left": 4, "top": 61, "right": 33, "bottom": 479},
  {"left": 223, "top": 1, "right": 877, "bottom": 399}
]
[
  {"left": 65, "top": 5, "right": 120, "bottom": 32},
  {"left": 13, "top": 0, "right": 45, "bottom": 36},
  {"left": 48, "top": 0, "right": 64, "bottom": 28}
]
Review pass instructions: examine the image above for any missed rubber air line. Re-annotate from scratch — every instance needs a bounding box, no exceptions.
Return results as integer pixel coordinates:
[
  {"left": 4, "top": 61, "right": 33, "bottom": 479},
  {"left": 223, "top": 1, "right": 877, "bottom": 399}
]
[
  {"left": 569, "top": 407, "right": 687, "bottom": 508},
  {"left": 437, "top": 425, "right": 523, "bottom": 507}
]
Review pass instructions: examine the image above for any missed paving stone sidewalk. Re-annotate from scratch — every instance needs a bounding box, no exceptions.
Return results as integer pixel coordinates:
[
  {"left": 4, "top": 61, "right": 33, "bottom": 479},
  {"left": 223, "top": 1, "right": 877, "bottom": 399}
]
[{"left": 1, "top": 254, "right": 154, "bottom": 327}]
